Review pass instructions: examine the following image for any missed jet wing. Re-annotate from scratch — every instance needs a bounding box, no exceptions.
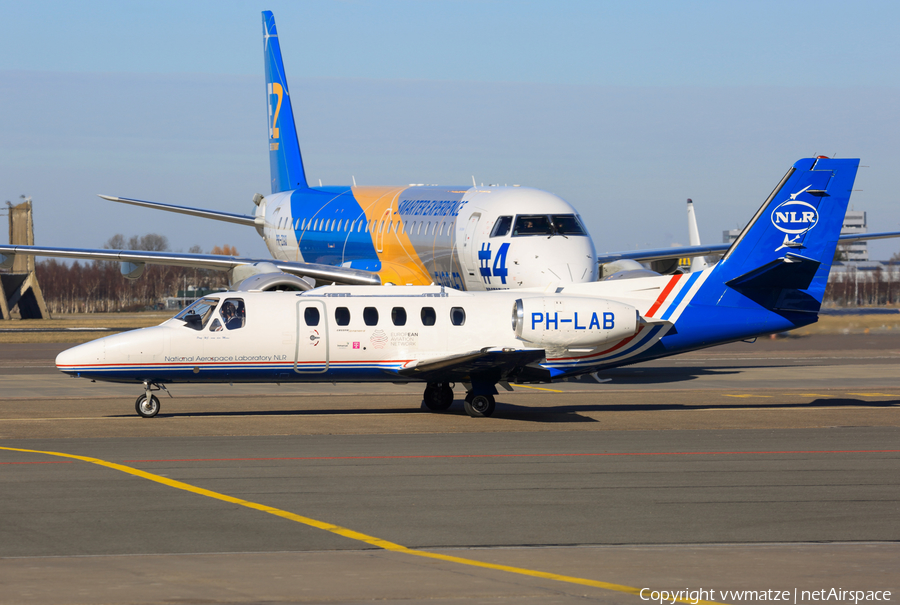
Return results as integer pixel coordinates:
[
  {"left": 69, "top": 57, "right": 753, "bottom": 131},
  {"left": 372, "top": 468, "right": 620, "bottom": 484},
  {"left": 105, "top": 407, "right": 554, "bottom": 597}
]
[
  {"left": 99, "top": 195, "right": 261, "bottom": 228},
  {"left": 597, "top": 231, "right": 900, "bottom": 264},
  {"left": 398, "top": 347, "right": 549, "bottom": 383},
  {"left": 0, "top": 245, "right": 380, "bottom": 286}
]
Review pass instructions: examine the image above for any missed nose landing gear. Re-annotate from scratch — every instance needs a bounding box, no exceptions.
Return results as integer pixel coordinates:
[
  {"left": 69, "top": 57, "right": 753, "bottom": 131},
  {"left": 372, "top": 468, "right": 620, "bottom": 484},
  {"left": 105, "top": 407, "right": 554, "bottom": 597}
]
[
  {"left": 135, "top": 394, "right": 160, "bottom": 418},
  {"left": 135, "top": 381, "right": 168, "bottom": 418}
]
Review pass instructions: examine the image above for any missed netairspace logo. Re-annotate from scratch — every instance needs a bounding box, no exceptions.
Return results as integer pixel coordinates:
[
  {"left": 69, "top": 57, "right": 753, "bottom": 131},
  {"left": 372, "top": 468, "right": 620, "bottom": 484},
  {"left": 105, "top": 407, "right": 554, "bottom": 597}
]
[{"left": 639, "top": 588, "right": 892, "bottom": 604}]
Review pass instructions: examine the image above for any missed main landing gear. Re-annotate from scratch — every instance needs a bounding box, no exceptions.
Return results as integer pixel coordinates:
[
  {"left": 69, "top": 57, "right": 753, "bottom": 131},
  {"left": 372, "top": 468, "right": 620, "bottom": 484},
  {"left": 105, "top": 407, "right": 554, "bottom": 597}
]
[
  {"left": 422, "top": 382, "right": 454, "bottom": 411},
  {"left": 463, "top": 393, "right": 495, "bottom": 418},
  {"left": 135, "top": 381, "right": 167, "bottom": 418},
  {"left": 422, "top": 382, "right": 497, "bottom": 418}
]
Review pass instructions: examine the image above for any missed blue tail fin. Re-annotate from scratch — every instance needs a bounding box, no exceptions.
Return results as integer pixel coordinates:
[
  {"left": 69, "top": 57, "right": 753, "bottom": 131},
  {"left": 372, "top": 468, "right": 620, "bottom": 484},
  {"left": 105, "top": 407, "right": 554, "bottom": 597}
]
[
  {"left": 715, "top": 157, "right": 859, "bottom": 313},
  {"left": 263, "top": 11, "right": 308, "bottom": 193}
]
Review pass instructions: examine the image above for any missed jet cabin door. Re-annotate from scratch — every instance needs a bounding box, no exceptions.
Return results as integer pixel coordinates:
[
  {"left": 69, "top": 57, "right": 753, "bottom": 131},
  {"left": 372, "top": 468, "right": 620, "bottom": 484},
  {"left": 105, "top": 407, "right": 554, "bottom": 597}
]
[
  {"left": 459, "top": 211, "right": 482, "bottom": 287},
  {"left": 295, "top": 300, "right": 328, "bottom": 373}
]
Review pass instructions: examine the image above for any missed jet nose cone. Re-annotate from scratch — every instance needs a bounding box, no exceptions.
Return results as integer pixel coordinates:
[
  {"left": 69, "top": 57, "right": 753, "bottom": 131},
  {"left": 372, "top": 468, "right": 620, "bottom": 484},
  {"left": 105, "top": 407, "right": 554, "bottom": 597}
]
[{"left": 56, "top": 340, "right": 103, "bottom": 375}]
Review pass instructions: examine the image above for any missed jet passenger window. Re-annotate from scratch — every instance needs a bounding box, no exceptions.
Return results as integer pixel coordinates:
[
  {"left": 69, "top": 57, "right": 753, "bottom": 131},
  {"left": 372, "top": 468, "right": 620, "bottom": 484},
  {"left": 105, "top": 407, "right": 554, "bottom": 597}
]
[
  {"left": 221, "top": 298, "right": 245, "bottom": 330},
  {"left": 421, "top": 307, "right": 436, "bottom": 326},
  {"left": 304, "top": 307, "right": 320, "bottom": 326},
  {"left": 490, "top": 216, "right": 512, "bottom": 237},
  {"left": 364, "top": 307, "right": 379, "bottom": 326},
  {"left": 450, "top": 307, "right": 466, "bottom": 326},
  {"left": 391, "top": 307, "right": 407, "bottom": 326},
  {"left": 335, "top": 307, "right": 350, "bottom": 326},
  {"left": 175, "top": 298, "right": 219, "bottom": 331}
]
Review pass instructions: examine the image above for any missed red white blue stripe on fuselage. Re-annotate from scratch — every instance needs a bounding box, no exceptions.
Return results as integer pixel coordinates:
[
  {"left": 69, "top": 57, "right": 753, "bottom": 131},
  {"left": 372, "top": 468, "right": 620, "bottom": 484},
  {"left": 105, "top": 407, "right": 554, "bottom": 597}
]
[{"left": 544, "top": 270, "right": 708, "bottom": 372}]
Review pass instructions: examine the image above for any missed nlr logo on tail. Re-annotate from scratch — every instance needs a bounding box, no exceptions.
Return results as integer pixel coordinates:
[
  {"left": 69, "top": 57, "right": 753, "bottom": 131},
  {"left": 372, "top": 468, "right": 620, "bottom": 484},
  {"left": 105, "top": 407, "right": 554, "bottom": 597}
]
[{"left": 770, "top": 185, "right": 819, "bottom": 235}]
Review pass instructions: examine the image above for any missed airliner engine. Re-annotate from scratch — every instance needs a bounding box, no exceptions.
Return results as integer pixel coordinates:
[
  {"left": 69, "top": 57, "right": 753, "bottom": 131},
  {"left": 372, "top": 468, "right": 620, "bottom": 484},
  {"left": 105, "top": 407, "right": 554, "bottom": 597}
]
[{"left": 512, "top": 296, "right": 640, "bottom": 348}]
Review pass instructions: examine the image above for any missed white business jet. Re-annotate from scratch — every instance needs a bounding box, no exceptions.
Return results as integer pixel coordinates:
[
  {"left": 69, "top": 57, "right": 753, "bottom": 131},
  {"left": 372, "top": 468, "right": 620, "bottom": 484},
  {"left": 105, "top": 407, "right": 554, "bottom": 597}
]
[{"left": 56, "top": 157, "right": 862, "bottom": 418}]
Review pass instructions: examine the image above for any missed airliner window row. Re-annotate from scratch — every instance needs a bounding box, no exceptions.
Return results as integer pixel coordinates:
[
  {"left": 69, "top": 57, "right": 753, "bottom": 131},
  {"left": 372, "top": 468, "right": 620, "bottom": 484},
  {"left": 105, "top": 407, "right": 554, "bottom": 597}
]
[
  {"left": 304, "top": 306, "right": 466, "bottom": 327},
  {"left": 282, "top": 214, "right": 587, "bottom": 238},
  {"left": 284, "top": 217, "right": 457, "bottom": 238}
]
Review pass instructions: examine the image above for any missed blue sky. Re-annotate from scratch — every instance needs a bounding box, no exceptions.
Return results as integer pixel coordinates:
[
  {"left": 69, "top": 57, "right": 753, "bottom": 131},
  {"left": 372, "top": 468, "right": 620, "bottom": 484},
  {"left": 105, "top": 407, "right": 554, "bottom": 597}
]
[{"left": 2, "top": 0, "right": 899, "bottom": 259}]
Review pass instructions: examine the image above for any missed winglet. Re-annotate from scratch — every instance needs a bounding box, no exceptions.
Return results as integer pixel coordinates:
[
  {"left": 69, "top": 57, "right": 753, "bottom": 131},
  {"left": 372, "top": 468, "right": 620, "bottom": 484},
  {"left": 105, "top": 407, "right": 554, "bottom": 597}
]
[{"left": 262, "top": 11, "right": 308, "bottom": 193}]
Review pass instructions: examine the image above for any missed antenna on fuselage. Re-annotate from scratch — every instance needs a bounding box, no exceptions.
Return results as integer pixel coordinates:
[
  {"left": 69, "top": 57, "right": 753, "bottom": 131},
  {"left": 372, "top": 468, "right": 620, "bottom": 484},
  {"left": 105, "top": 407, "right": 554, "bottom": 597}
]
[
  {"left": 472, "top": 176, "right": 476, "bottom": 188},
  {"left": 352, "top": 176, "right": 357, "bottom": 187},
  {"left": 319, "top": 179, "right": 322, "bottom": 187}
]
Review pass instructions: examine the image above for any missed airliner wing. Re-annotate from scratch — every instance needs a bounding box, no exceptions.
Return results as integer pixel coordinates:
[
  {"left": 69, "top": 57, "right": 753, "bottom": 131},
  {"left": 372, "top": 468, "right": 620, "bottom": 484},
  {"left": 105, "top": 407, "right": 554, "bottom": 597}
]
[
  {"left": 0, "top": 245, "right": 380, "bottom": 286},
  {"left": 99, "top": 195, "right": 261, "bottom": 228},
  {"left": 398, "top": 348, "right": 549, "bottom": 383},
  {"left": 597, "top": 231, "right": 900, "bottom": 264}
]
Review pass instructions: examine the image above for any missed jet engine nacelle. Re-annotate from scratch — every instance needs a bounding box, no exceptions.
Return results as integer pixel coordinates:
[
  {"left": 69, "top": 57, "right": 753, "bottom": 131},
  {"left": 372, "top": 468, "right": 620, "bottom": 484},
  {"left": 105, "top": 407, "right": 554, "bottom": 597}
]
[{"left": 512, "top": 296, "right": 640, "bottom": 348}]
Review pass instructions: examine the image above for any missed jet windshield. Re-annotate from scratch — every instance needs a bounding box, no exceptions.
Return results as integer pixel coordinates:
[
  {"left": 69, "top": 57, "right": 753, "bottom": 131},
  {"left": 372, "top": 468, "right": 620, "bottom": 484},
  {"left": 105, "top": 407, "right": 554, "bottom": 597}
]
[
  {"left": 512, "top": 214, "right": 587, "bottom": 236},
  {"left": 174, "top": 297, "right": 219, "bottom": 331}
]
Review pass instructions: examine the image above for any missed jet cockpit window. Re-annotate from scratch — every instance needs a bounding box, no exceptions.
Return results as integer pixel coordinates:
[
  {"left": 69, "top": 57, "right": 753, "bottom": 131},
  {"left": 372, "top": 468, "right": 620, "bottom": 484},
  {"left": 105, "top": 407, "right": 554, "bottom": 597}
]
[
  {"left": 175, "top": 297, "right": 219, "bottom": 331},
  {"left": 220, "top": 298, "right": 246, "bottom": 330},
  {"left": 551, "top": 214, "right": 587, "bottom": 236},
  {"left": 490, "top": 216, "right": 513, "bottom": 237}
]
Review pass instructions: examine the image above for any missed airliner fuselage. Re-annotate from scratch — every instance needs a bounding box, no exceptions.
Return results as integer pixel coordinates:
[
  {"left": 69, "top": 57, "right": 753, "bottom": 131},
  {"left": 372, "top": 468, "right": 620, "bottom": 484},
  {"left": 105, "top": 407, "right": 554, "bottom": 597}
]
[{"left": 259, "top": 184, "right": 598, "bottom": 290}]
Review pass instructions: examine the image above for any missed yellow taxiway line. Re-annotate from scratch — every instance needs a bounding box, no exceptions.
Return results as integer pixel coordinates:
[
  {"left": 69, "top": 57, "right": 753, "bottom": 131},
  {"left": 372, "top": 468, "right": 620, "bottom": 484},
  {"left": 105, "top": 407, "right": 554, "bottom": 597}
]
[{"left": 0, "top": 445, "right": 724, "bottom": 604}]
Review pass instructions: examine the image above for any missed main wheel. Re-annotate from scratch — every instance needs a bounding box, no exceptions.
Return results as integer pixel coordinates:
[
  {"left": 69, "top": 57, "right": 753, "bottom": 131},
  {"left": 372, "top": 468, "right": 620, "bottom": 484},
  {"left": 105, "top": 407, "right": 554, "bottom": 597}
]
[
  {"left": 438, "top": 383, "right": 454, "bottom": 409},
  {"left": 423, "top": 383, "right": 453, "bottom": 411},
  {"left": 135, "top": 394, "right": 160, "bottom": 418},
  {"left": 463, "top": 394, "right": 495, "bottom": 418}
]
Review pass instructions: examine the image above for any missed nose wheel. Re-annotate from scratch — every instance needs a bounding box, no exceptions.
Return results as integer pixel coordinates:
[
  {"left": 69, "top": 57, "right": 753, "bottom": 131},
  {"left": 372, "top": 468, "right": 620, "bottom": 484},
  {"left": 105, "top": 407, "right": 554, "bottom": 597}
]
[
  {"left": 135, "top": 394, "right": 160, "bottom": 418},
  {"left": 134, "top": 381, "right": 168, "bottom": 418}
]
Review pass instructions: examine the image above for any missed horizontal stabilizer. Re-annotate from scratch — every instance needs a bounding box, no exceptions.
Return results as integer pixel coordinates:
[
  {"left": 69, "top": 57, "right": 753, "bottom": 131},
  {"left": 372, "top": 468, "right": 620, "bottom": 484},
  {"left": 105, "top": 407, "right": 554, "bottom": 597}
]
[
  {"left": 99, "top": 195, "right": 260, "bottom": 227},
  {"left": 725, "top": 253, "right": 821, "bottom": 291},
  {"left": 399, "top": 348, "right": 548, "bottom": 383}
]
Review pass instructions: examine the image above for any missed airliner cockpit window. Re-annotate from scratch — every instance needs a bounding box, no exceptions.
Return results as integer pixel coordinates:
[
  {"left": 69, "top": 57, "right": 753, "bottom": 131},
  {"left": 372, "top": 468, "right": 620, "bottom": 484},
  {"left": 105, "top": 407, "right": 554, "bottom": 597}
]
[
  {"left": 490, "top": 216, "right": 513, "bottom": 237},
  {"left": 551, "top": 214, "right": 587, "bottom": 236},
  {"left": 220, "top": 298, "right": 246, "bottom": 330},
  {"left": 513, "top": 215, "right": 553, "bottom": 236},
  {"left": 175, "top": 298, "right": 219, "bottom": 331},
  {"left": 513, "top": 214, "right": 587, "bottom": 236}
]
